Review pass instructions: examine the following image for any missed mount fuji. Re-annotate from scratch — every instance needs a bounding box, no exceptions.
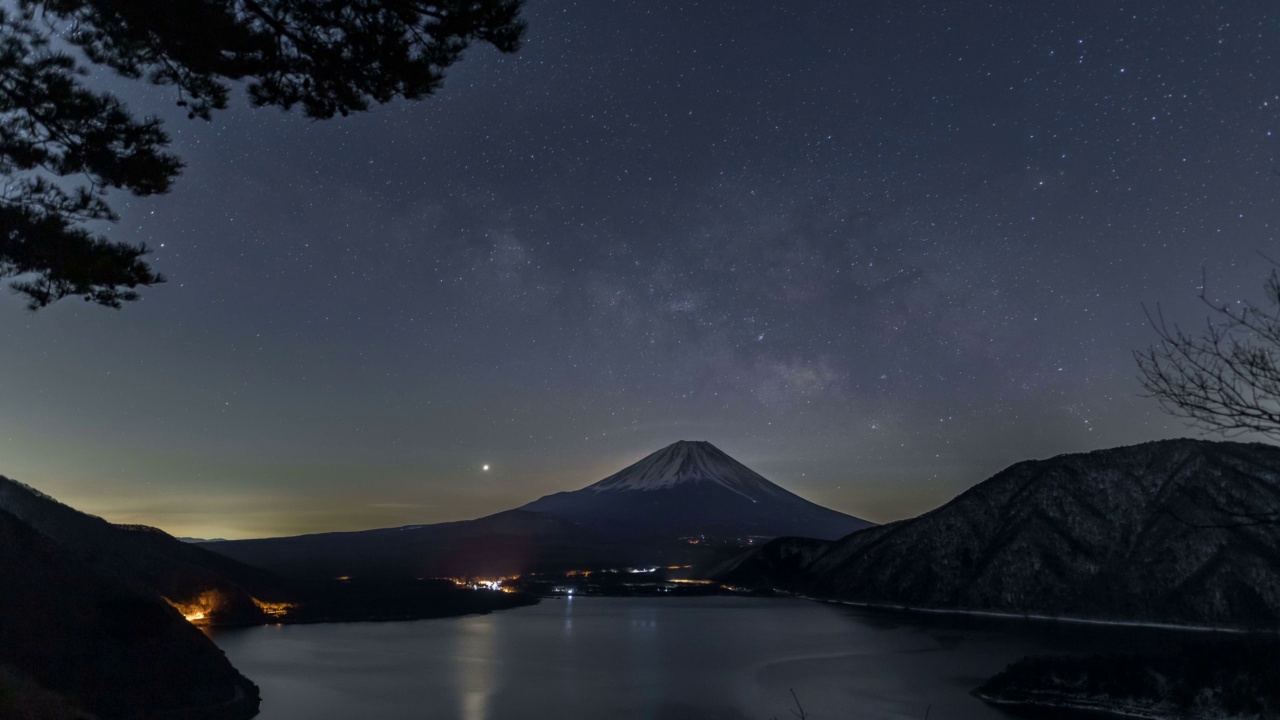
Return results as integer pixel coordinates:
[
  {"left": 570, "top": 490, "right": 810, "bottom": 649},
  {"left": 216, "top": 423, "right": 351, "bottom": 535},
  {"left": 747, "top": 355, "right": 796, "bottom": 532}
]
[
  {"left": 203, "top": 440, "right": 871, "bottom": 580},
  {"left": 521, "top": 440, "right": 872, "bottom": 541}
]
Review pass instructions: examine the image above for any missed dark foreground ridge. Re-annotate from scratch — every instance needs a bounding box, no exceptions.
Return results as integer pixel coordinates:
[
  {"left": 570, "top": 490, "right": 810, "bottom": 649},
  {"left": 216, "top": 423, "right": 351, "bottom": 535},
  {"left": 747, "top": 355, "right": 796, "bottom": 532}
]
[
  {"left": 717, "top": 439, "right": 1280, "bottom": 629},
  {"left": 0, "top": 474, "right": 535, "bottom": 627},
  {"left": 0, "top": 473, "right": 292, "bottom": 625},
  {"left": 0, "top": 507, "right": 260, "bottom": 720},
  {"left": 0, "top": 474, "right": 537, "bottom": 718}
]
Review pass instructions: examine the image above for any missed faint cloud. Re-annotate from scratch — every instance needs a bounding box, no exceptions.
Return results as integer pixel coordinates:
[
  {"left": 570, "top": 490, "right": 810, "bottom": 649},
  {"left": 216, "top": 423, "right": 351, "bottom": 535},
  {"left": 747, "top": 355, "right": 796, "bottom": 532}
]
[{"left": 752, "top": 356, "right": 847, "bottom": 406}]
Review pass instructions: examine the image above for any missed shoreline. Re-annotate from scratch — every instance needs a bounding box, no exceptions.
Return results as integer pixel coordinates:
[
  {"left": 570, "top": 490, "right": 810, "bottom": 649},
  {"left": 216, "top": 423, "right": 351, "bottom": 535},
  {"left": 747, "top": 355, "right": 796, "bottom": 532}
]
[
  {"left": 204, "top": 596, "right": 541, "bottom": 630},
  {"left": 975, "top": 692, "right": 1184, "bottom": 720},
  {"left": 795, "top": 594, "right": 1272, "bottom": 634}
]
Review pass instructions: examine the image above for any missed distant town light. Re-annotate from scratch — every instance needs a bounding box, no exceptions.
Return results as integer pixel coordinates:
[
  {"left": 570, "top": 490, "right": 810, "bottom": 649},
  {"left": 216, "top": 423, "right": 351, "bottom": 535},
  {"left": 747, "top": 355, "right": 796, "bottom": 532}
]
[{"left": 252, "top": 598, "right": 295, "bottom": 617}]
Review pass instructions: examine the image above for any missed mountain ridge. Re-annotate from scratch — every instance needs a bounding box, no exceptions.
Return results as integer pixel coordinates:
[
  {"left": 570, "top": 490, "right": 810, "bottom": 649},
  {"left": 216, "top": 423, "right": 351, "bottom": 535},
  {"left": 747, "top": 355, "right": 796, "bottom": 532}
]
[
  {"left": 205, "top": 508, "right": 655, "bottom": 579},
  {"left": 0, "top": 507, "right": 261, "bottom": 719},
  {"left": 715, "top": 438, "right": 1280, "bottom": 629},
  {"left": 0, "top": 474, "right": 292, "bottom": 625}
]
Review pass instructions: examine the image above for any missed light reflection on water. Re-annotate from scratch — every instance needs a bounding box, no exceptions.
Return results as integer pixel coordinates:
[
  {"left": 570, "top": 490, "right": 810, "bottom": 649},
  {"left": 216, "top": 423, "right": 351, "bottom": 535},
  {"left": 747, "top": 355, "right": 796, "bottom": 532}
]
[
  {"left": 456, "top": 615, "right": 496, "bottom": 720},
  {"left": 211, "top": 596, "right": 1192, "bottom": 720}
]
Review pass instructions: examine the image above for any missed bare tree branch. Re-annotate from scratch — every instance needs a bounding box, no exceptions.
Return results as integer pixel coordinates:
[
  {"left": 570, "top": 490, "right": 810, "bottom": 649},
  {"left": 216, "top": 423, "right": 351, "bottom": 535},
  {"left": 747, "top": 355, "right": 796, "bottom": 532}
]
[{"left": 1136, "top": 263, "right": 1280, "bottom": 440}]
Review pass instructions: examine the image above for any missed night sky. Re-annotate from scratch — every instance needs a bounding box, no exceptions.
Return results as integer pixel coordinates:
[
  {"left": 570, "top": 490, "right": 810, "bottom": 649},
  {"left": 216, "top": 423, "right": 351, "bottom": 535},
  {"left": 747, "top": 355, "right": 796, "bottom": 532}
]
[{"left": 1, "top": 1, "right": 1276, "bottom": 540}]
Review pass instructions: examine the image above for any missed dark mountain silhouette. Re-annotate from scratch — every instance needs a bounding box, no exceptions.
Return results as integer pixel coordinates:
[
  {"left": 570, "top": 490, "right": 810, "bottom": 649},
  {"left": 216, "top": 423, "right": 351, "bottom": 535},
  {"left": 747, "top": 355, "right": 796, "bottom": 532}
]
[
  {"left": 716, "top": 435, "right": 1280, "bottom": 625},
  {"left": 0, "top": 474, "right": 289, "bottom": 625},
  {"left": 522, "top": 440, "right": 872, "bottom": 540},
  {"left": 0, "top": 475, "right": 537, "bottom": 623},
  {"left": 716, "top": 439, "right": 1280, "bottom": 629},
  {"left": 206, "top": 441, "right": 868, "bottom": 579},
  {"left": 206, "top": 508, "right": 711, "bottom": 580},
  {"left": 0, "top": 508, "right": 259, "bottom": 720},
  {"left": 0, "top": 473, "right": 541, "bottom": 717}
]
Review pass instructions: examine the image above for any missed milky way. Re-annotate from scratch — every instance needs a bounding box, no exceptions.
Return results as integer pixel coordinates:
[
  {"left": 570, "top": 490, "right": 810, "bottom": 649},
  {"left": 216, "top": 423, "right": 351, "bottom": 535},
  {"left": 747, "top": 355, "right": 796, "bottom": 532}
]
[{"left": 1, "top": 1, "right": 1276, "bottom": 538}]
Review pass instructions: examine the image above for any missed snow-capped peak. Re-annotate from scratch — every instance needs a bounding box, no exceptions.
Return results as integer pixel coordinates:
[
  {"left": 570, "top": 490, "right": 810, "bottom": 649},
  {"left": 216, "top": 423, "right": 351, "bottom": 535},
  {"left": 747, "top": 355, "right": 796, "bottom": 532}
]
[{"left": 587, "top": 441, "right": 783, "bottom": 499}]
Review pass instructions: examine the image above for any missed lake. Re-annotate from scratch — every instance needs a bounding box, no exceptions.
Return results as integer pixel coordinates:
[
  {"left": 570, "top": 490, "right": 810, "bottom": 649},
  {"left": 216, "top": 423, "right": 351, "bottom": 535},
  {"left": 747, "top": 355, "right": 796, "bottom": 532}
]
[{"left": 211, "top": 596, "right": 1194, "bottom": 720}]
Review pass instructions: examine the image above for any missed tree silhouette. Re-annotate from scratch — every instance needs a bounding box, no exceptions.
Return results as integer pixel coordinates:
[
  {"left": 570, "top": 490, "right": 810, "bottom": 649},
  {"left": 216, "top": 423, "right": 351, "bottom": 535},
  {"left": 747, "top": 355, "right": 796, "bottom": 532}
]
[
  {"left": 1, "top": 0, "right": 524, "bottom": 309},
  {"left": 1136, "top": 266, "right": 1280, "bottom": 439}
]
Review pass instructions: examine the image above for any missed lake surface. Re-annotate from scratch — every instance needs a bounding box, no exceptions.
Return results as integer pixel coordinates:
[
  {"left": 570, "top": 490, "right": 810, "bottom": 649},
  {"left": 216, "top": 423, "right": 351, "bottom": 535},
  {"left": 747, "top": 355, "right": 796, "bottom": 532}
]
[{"left": 212, "top": 596, "right": 1194, "bottom": 720}]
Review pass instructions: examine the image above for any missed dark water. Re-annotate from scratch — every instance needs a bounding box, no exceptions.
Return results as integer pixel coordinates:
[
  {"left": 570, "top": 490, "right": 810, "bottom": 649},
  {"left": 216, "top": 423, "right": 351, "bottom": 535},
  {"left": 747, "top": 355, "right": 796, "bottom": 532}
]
[{"left": 211, "top": 596, "right": 1194, "bottom": 720}]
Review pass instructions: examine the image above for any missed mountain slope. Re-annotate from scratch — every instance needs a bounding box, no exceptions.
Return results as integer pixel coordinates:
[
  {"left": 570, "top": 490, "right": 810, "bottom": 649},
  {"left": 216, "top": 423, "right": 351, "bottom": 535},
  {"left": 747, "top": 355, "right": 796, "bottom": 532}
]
[
  {"left": 521, "top": 440, "right": 872, "bottom": 540},
  {"left": 205, "top": 508, "right": 708, "bottom": 580},
  {"left": 0, "top": 475, "right": 290, "bottom": 624},
  {"left": 0, "top": 508, "right": 259, "bottom": 720},
  {"left": 717, "top": 439, "right": 1280, "bottom": 629}
]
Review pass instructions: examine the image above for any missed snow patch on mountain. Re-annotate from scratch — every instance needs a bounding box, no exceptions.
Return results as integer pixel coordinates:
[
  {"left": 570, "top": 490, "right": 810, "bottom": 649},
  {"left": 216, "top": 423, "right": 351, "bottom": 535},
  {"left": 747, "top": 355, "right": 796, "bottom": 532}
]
[{"left": 587, "top": 440, "right": 784, "bottom": 500}]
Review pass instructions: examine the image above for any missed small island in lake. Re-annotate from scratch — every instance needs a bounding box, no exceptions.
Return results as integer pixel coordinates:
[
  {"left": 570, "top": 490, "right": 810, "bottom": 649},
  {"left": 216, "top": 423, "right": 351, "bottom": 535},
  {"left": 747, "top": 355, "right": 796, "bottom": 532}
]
[{"left": 974, "top": 640, "right": 1280, "bottom": 720}]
